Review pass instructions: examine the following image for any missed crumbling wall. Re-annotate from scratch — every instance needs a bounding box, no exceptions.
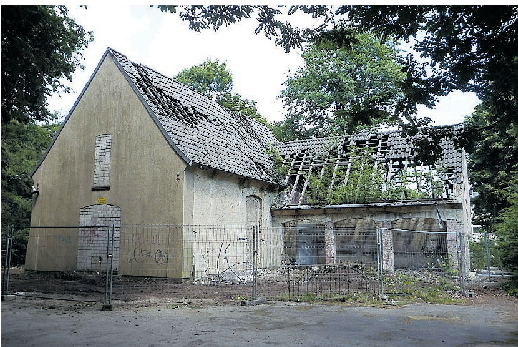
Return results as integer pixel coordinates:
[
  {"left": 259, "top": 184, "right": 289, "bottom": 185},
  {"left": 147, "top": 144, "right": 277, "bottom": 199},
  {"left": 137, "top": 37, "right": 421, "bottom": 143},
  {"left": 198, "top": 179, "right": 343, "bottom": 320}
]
[
  {"left": 184, "top": 167, "right": 282, "bottom": 278},
  {"left": 188, "top": 167, "right": 274, "bottom": 226},
  {"left": 272, "top": 202, "right": 466, "bottom": 271}
]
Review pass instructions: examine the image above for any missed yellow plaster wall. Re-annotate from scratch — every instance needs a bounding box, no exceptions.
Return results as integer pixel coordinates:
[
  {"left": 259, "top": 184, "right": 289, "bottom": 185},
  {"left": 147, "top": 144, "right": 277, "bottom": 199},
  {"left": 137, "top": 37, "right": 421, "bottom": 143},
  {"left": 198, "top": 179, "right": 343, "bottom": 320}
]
[{"left": 26, "top": 54, "right": 187, "bottom": 277}]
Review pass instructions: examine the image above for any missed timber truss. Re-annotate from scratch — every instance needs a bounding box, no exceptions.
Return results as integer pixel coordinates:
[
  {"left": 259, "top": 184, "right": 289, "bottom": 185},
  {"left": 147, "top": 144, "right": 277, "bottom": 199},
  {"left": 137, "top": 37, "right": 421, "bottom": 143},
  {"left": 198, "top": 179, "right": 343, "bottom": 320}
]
[{"left": 275, "top": 126, "right": 465, "bottom": 207}]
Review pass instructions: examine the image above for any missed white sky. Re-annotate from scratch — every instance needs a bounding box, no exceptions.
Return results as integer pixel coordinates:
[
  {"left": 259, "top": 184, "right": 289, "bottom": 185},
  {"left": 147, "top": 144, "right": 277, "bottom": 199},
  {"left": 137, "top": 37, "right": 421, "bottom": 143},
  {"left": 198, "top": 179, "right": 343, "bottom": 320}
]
[{"left": 47, "top": 5, "right": 481, "bottom": 126}]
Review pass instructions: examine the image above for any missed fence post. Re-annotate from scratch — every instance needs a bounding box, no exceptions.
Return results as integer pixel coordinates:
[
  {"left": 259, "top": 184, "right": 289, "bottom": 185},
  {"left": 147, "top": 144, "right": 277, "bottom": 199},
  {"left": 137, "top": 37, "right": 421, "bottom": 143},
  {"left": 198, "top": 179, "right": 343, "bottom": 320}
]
[
  {"left": 3, "top": 225, "right": 13, "bottom": 293},
  {"left": 484, "top": 232, "right": 491, "bottom": 278},
  {"left": 287, "top": 265, "right": 291, "bottom": 299},
  {"left": 252, "top": 225, "right": 258, "bottom": 300},
  {"left": 458, "top": 230, "right": 467, "bottom": 296},
  {"left": 103, "top": 224, "right": 114, "bottom": 310},
  {"left": 109, "top": 224, "right": 115, "bottom": 300},
  {"left": 376, "top": 227, "right": 384, "bottom": 298}
]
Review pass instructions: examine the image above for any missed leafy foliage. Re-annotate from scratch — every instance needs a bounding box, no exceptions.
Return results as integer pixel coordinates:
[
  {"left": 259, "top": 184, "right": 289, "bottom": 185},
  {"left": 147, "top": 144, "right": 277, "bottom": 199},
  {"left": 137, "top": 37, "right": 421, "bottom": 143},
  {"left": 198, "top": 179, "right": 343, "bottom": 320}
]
[
  {"left": 175, "top": 59, "right": 233, "bottom": 100},
  {"left": 306, "top": 145, "right": 447, "bottom": 205},
  {"left": 1, "top": 5, "right": 90, "bottom": 265},
  {"left": 175, "top": 59, "right": 268, "bottom": 125},
  {"left": 1, "top": 121, "right": 59, "bottom": 265},
  {"left": 501, "top": 276, "right": 518, "bottom": 296},
  {"left": 307, "top": 146, "right": 382, "bottom": 204},
  {"left": 156, "top": 5, "right": 335, "bottom": 53},
  {"left": 280, "top": 32, "right": 405, "bottom": 137},
  {"left": 463, "top": 105, "right": 518, "bottom": 227},
  {"left": 463, "top": 103, "right": 518, "bottom": 274},
  {"left": 348, "top": 5, "right": 517, "bottom": 130},
  {"left": 1, "top": 5, "right": 92, "bottom": 124},
  {"left": 494, "top": 182, "right": 518, "bottom": 272},
  {"left": 1, "top": 121, "right": 60, "bottom": 225},
  {"left": 157, "top": 6, "right": 516, "bottom": 149},
  {"left": 265, "top": 145, "right": 289, "bottom": 185}
]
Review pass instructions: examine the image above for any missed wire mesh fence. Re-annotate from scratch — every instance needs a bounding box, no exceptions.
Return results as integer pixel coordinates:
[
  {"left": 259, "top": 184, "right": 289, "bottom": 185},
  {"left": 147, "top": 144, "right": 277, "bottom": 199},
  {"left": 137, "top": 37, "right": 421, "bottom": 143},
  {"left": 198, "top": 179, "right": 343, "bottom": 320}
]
[
  {"left": 4, "top": 223, "right": 468, "bottom": 304},
  {"left": 382, "top": 228, "right": 466, "bottom": 301},
  {"left": 469, "top": 231, "right": 512, "bottom": 279}
]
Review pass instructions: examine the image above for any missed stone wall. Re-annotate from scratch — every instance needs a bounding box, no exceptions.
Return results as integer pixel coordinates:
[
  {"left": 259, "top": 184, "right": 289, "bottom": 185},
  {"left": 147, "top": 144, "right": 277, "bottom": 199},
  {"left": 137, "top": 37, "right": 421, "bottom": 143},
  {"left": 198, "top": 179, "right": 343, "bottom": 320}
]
[{"left": 273, "top": 202, "right": 468, "bottom": 272}]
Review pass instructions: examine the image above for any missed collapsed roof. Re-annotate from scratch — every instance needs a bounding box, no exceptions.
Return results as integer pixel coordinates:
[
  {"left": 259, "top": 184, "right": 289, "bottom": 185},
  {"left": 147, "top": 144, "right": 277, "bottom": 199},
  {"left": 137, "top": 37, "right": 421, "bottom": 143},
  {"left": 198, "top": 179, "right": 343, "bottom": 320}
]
[
  {"left": 35, "top": 48, "right": 466, "bottom": 202},
  {"left": 275, "top": 128, "right": 465, "bottom": 207}
]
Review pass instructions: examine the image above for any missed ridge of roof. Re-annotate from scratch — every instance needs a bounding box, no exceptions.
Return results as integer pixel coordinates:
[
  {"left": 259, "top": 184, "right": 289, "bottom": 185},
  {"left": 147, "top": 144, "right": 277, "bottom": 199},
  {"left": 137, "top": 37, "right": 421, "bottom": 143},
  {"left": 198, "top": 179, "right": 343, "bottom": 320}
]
[{"left": 276, "top": 124, "right": 463, "bottom": 157}]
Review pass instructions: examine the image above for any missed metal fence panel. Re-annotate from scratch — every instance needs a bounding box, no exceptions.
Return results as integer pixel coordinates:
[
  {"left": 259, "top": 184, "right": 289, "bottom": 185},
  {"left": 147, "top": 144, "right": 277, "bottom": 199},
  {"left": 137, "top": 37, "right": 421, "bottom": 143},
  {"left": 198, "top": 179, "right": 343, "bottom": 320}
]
[
  {"left": 8, "top": 224, "right": 468, "bottom": 302},
  {"left": 391, "top": 229, "right": 453, "bottom": 271}
]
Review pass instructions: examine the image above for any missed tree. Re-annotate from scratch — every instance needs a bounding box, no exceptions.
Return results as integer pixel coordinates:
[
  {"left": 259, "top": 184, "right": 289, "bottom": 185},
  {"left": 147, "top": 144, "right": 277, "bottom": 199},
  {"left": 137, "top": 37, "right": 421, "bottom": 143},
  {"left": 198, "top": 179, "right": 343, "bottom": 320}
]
[
  {"left": 494, "top": 182, "right": 518, "bottom": 273},
  {"left": 463, "top": 105, "right": 518, "bottom": 226},
  {"left": 175, "top": 59, "right": 268, "bottom": 125},
  {"left": 462, "top": 103, "right": 518, "bottom": 277},
  {"left": 347, "top": 6, "right": 517, "bottom": 129},
  {"left": 1, "top": 5, "right": 91, "bottom": 265},
  {"left": 1, "top": 5, "right": 92, "bottom": 124},
  {"left": 1, "top": 121, "right": 59, "bottom": 265},
  {"left": 175, "top": 59, "right": 233, "bottom": 100},
  {"left": 279, "top": 31, "right": 405, "bottom": 138},
  {"left": 156, "top": 5, "right": 335, "bottom": 53},
  {"left": 157, "top": 5, "right": 516, "bottom": 127}
]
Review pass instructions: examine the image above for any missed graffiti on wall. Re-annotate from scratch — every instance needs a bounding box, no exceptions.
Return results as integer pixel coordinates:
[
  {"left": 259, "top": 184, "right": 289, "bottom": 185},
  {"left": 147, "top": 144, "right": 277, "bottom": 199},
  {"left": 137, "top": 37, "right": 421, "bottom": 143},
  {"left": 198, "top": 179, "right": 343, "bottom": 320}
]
[{"left": 129, "top": 232, "right": 170, "bottom": 264}]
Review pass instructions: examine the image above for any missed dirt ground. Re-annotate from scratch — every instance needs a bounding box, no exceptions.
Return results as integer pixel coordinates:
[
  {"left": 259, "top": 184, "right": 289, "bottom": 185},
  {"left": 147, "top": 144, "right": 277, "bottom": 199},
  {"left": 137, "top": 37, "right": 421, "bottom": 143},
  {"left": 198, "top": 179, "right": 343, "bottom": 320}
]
[
  {"left": 2, "top": 268, "right": 516, "bottom": 307},
  {"left": 2, "top": 270, "right": 518, "bottom": 347},
  {"left": 1, "top": 269, "right": 289, "bottom": 307}
]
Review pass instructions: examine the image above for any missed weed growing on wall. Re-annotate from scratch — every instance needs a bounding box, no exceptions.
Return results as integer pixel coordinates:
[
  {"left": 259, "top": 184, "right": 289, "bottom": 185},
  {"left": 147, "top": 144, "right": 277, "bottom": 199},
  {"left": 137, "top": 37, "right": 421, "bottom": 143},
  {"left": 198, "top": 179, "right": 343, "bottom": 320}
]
[{"left": 266, "top": 144, "right": 289, "bottom": 184}]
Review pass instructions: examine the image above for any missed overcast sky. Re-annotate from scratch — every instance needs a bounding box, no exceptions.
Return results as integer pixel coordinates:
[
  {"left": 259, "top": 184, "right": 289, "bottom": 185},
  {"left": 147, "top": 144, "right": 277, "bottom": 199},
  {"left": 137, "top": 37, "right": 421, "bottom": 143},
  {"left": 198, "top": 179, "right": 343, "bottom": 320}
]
[{"left": 48, "top": 5, "right": 481, "bottom": 125}]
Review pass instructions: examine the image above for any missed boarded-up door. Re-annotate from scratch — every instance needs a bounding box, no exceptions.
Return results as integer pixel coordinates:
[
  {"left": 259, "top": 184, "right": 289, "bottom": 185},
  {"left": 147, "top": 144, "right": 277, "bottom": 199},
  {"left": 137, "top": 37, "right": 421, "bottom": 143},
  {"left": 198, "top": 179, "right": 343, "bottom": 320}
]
[
  {"left": 78, "top": 204, "right": 121, "bottom": 272},
  {"left": 246, "top": 196, "right": 262, "bottom": 229}
]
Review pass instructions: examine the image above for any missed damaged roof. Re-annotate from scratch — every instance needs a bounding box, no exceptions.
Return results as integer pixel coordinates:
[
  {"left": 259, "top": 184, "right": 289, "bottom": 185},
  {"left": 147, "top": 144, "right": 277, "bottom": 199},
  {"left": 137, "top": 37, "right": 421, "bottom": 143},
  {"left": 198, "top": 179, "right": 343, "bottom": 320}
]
[
  {"left": 109, "top": 48, "right": 279, "bottom": 183},
  {"left": 275, "top": 128, "right": 465, "bottom": 206},
  {"left": 34, "top": 47, "right": 465, "bottom": 198}
]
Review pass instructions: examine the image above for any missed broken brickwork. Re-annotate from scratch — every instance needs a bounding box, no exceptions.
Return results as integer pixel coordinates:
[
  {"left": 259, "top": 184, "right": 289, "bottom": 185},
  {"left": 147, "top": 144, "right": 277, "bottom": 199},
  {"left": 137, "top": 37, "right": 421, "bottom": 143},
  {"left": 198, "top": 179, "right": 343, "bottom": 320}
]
[{"left": 93, "top": 134, "right": 112, "bottom": 188}]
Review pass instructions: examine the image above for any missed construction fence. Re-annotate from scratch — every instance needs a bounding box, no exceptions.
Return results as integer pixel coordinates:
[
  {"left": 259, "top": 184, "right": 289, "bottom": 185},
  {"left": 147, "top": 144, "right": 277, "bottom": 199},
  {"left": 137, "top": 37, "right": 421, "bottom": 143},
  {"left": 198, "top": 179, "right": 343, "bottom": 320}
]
[{"left": 4, "top": 224, "right": 468, "bottom": 304}]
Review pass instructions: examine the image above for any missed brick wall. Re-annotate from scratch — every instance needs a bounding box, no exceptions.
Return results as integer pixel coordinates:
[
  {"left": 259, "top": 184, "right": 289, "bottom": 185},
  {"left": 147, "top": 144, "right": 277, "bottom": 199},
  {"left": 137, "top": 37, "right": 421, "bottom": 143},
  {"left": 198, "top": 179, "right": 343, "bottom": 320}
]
[
  {"left": 78, "top": 204, "right": 121, "bottom": 271},
  {"left": 93, "top": 134, "right": 112, "bottom": 187}
]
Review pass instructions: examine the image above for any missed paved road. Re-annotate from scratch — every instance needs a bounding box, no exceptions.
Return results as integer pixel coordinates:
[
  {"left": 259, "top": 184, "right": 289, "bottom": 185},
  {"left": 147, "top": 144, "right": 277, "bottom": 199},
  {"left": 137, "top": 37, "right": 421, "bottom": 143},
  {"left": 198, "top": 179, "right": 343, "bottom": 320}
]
[{"left": 2, "top": 300, "right": 517, "bottom": 347}]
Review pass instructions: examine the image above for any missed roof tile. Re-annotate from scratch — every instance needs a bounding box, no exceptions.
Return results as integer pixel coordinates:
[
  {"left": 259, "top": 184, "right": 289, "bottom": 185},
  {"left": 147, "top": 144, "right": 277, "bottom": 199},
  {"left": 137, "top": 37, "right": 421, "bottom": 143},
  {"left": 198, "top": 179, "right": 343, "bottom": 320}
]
[{"left": 109, "top": 49, "right": 279, "bottom": 183}]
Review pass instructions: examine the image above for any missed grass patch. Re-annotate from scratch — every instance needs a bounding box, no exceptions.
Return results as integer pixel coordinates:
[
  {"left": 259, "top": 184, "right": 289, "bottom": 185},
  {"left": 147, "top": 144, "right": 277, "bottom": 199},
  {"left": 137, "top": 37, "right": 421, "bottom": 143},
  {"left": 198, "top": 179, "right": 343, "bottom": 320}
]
[
  {"left": 501, "top": 275, "right": 518, "bottom": 296},
  {"left": 276, "top": 272, "right": 465, "bottom": 306},
  {"left": 383, "top": 272, "right": 464, "bottom": 304},
  {"left": 291, "top": 292, "right": 385, "bottom": 306}
]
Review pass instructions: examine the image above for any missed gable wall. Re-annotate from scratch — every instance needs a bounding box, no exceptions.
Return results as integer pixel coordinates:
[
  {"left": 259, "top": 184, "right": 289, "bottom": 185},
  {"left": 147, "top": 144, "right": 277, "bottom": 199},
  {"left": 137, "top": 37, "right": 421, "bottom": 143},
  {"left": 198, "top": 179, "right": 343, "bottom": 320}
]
[{"left": 27, "top": 55, "right": 187, "bottom": 272}]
